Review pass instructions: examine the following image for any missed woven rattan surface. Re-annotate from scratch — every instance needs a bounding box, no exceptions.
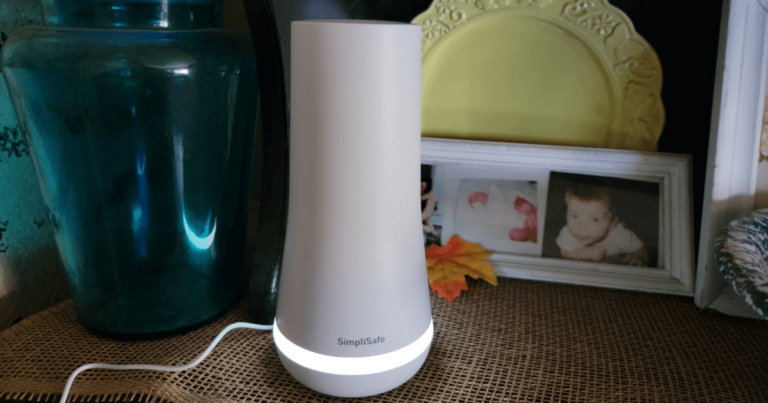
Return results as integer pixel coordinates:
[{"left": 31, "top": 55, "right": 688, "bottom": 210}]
[{"left": 1, "top": 278, "right": 767, "bottom": 403}]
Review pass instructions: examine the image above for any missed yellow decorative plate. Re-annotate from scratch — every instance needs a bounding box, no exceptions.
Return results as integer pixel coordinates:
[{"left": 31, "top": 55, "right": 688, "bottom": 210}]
[{"left": 412, "top": 0, "right": 664, "bottom": 151}]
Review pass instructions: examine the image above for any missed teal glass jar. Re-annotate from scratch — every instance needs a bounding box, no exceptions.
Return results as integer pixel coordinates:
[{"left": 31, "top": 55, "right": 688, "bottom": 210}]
[{"left": 1, "top": 0, "right": 258, "bottom": 337}]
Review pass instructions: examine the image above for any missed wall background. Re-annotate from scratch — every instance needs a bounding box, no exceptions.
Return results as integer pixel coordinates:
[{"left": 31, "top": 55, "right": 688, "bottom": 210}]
[{"left": 0, "top": 0, "right": 69, "bottom": 331}]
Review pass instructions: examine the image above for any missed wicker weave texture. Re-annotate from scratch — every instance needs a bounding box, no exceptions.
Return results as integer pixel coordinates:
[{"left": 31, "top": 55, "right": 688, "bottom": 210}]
[{"left": 1, "top": 279, "right": 766, "bottom": 402}]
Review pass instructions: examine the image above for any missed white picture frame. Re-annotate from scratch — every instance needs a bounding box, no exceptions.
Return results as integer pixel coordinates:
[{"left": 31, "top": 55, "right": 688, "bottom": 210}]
[
  {"left": 695, "top": 0, "right": 768, "bottom": 319},
  {"left": 421, "top": 138, "right": 694, "bottom": 296}
]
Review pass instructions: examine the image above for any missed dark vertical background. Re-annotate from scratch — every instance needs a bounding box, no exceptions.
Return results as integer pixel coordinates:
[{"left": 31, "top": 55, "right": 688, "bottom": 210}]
[{"left": 609, "top": 0, "right": 724, "bottom": 259}]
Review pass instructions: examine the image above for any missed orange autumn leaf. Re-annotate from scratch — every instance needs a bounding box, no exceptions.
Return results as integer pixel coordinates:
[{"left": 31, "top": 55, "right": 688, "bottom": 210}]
[{"left": 425, "top": 235, "right": 497, "bottom": 301}]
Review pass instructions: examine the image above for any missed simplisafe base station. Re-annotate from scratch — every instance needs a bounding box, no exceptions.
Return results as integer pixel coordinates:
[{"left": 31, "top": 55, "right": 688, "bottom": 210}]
[{"left": 273, "top": 20, "right": 434, "bottom": 398}]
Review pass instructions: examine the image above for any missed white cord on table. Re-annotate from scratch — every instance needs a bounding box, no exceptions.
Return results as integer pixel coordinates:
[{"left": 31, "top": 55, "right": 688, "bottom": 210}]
[{"left": 59, "top": 322, "right": 273, "bottom": 403}]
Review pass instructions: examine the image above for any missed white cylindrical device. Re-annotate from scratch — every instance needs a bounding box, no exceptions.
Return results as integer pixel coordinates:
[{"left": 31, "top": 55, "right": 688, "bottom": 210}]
[{"left": 273, "top": 20, "right": 433, "bottom": 398}]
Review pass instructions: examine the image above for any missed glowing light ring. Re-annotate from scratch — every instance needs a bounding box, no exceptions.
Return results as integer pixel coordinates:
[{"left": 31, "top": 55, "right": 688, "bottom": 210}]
[{"left": 273, "top": 320, "right": 433, "bottom": 376}]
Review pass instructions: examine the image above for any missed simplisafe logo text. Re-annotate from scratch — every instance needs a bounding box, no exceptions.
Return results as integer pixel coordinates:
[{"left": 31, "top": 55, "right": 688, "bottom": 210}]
[{"left": 338, "top": 336, "right": 385, "bottom": 347}]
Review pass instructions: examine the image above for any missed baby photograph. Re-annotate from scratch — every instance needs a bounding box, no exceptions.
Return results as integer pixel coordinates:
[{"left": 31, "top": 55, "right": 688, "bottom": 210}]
[
  {"left": 450, "top": 177, "right": 540, "bottom": 255},
  {"left": 436, "top": 164, "right": 548, "bottom": 256},
  {"left": 421, "top": 164, "right": 443, "bottom": 246},
  {"left": 541, "top": 172, "right": 661, "bottom": 268}
]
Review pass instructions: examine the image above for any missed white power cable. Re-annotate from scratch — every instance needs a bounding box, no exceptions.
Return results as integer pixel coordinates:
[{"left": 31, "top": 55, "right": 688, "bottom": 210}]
[{"left": 59, "top": 322, "right": 273, "bottom": 403}]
